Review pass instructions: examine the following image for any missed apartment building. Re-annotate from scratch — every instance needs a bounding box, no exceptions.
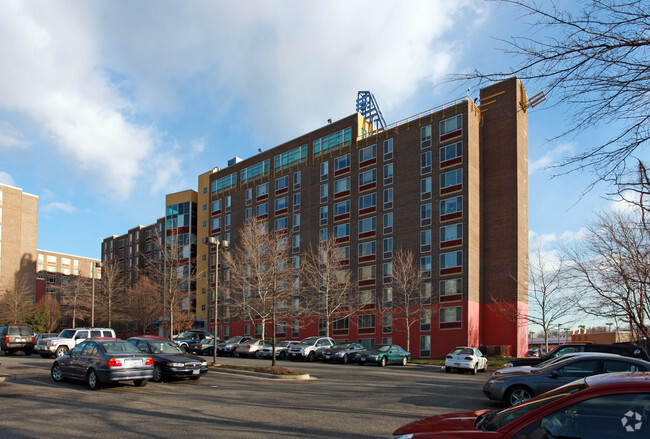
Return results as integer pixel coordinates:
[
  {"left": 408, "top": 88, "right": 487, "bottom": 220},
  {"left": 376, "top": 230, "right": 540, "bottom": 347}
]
[{"left": 198, "top": 78, "right": 529, "bottom": 358}]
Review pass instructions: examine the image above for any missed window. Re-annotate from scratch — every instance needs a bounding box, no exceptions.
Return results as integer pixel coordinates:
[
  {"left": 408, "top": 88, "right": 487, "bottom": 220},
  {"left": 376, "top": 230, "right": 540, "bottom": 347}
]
[
  {"left": 359, "top": 290, "right": 376, "bottom": 305},
  {"left": 383, "top": 287, "right": 393, "bottom": 307},
  {"left": 256, "top": 202, "right": 268, "bottom": 217},
  {"left": 225, "top": 214, "right": 231, "bottom": 231},
  {"left": 421, "top": 229, "right": 431, "bottom": 252},
  {"left": 337, "top": 246, "right": 350, "bottom": 264},
  {"left": 358, "top": 314, "right": 376, "bottom": 329},
  {"left": 421, "top": 255, "right": 431, "bottom": 277},
  {"left": 320, "top": 206, "right": 328, "bottom": 225},
  {"left": 421, "top": 203, "right": 432, "bottom": 227},
  {"left": 292, "top": 320, "right": 299, "bottom": 338},
  {"left": 334, "top": 154, "right": 350, "bottom": 174},
  {"left": 382, "top": 163, "right": 393, "bottom": 186},
  {"left": 334, "top": 177, "right": 350, "bottom": 196},
  {"left": 441, "top": 250, "right": 462, "bottom": 270},
  {"left": 383, "top": 313, "right": 392, "bottom": 333},
  {"left": 441, "top": 169, "right": 462, "bottom": 192},
  {"left": 441, "top": 223, "right": 463, "bottom": 245},
  {"left": 420, "top": 335, "right": 431, "bottom": 358},
  {"left": 383, "top": 237, "right": 393, "bottom": 259},
  {"left": 275, "top": 196, "right": 288, "bottom": 213},
  {"left": 313, "top": 127, "right": 352, "bottom": 157},
  {"left": 256, "top": 182, "right": 268, "bottom": 199},
  {"left": 421, "top": 177, "right": 432, "bottom": 201},
  {"left": 440, "top": 114, "right": 462, "bottom": 140},
  {"left": 359, "top": 144, "right": 377, "bottom": 166},
  {"left": 245, "top": 207, "right": 252, "bottom": 220},
  {"left": 334, "top": 223, "right": 350, "bottom": 240},
  {"left": 440, "top": 141, "right": 462, "bottom": 166},
  {"left": 320, "top": 228, "right": 328, "bottom": 242},
  {"left": 212, "top": 172, "right": 237, "bottom": 195},
  {"left": 383, "top": 188, "right": 393, "bottom": 210},
  {"left": 292, "top": 234, "right": 300, "bottom": 253},
  {"left": 440, "top": 278, "right": 462, "bottom": 296},
  {"left": 441, "top": 196, "right": 463, "bottom": 219},
  {"left": 359, "top": 193, "right": 376, "bottom": 212},
  {"left": 274, "top": 144, "right": 308, "bottom": 171},
  {"left": 334, "top": 200, "right": 350, "bottom": 219},
  {"left": 293, "top": 213, "right": 300, "bottom": 232},
  {"left": 293, "top": 171, "right": 301, "bottom": 189},
  {"left": 359, "top": 169, "right": 377, "bottom": 189},
  {"left": 421, "top": 124, "right": 432, "bottom": 148},
  {"left": 383, "top": 212, "right": 393, "bottom": 234},
  {"left": 333, "top": 317, "right": 349, "bottom": 331},
  {"left": 421, "top": 308, "right": 431, "bottom": 331},
  {"left": 211, "top": 217, "right": 221, "bottom": 231},
  {"left": 421, "top": 151, "right": 432, "bottom": 174},
  {"left": 275, "top": 175, "right": 289, "bottom": 193},
  {"left": 293, "top": 192, "right": 301, "bottom": 211},
  {"left": 211, "top": 199, "right": 222, "bottom": 214},
  {"left": 320, "top": 161, "right": 329, "bottom": 181},
  {"left": 241, "top": 159, "right": 270, "bottom": 183},
  {"left": 358, "top": 241, "right": 376, "bottom": 259},
  {"left": 244, "top": 324, "right": 251, "bottom": 336},
  {"left": 358, "top": 265, "right": 376, "bottom": 284},
  {"left": 274, "top": 217, "right": 288, "bottom": 232},
  {"left": 421, "top": 282, "right": 432, "bottom": 304},
  {"left": 383, "top": 138, "right": 393, "bottom": 160},
  {"left": 383, "top": 262, "right": 392, "bottom": 283},
  {"left": 440, "top": 306, "right": 462, "bottom": 324},
  {"left": 320, "top": 184, "right": 328, "bottom": 203},
  {"left": 359, "top": 217, "right": 376, "bottom": 236}
]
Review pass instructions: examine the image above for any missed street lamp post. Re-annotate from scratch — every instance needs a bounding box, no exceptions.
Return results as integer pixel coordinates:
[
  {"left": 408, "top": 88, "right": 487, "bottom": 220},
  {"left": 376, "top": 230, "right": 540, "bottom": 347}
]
[
  {"left": 91, "top": 261, "right": 103, "bottom": 326},
  {"left": 206, "top": 237, "right": 229, "bottom": 365}
]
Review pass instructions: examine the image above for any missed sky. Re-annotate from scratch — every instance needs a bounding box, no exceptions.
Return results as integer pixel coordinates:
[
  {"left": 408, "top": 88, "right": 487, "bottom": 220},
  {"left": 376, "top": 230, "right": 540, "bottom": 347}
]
[{"left": 0, "top": 1, "right": 636, "bottom": 330}]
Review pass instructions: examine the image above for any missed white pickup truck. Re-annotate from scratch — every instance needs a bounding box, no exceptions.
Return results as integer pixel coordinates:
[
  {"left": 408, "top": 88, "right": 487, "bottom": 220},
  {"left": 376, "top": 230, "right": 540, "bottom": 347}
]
[{"left": 35, "top": 327, "right": 116, "bottom": 358}]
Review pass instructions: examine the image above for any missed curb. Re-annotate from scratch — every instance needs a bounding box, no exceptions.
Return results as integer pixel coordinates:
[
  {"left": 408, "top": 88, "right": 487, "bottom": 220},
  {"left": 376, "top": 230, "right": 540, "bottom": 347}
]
[
  {"left": 0, "top": 372, "right": 45, "bottom": 382},
  {"left": 209, "top": 365, "right": 312, "bottom": 380}
]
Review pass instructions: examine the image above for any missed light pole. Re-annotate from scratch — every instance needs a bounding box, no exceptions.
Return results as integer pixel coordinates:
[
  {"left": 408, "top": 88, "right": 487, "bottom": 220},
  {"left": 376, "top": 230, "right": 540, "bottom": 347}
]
[
  {"left": 205, "top": 237, "right": 229, "bottom": 365},
  {"left": 91, "top": 261, "right": 103, "bottom": 326}
]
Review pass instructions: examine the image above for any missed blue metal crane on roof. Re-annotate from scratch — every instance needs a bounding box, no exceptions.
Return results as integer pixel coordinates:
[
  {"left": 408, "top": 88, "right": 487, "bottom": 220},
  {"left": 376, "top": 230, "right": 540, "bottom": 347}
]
[{"left": 356, "top": 91, "right": 387, "bottom": 133}]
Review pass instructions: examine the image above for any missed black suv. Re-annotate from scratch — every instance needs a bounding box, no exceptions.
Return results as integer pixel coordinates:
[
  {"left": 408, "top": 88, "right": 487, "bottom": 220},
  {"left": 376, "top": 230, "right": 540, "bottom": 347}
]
[
  {"left": 508, "top": 342, "right": 650, "bottom": 367},
  {"left": 0, "top": 324, "right": 35, "bottom": 355}
]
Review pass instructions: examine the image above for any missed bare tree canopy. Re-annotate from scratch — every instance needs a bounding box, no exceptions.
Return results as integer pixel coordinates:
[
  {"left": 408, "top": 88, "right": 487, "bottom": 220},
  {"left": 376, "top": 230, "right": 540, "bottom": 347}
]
[
  {"left": 458, "top": 0, "right": 650, "bottom": 181},
  {"left": 129, "top": 276, "right": 163, "bottom": 334}
]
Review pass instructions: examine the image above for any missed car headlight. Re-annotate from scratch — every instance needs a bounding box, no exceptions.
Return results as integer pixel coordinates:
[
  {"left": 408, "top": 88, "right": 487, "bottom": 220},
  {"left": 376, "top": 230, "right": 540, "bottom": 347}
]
[
  {"left": 200, "top": 361, "right": 207, "bottom": 366},
  {"left": 506, "top": 362, "right": 513, "bottom": 367},
  {"left": 167, "top": 362, "right": 185, "bottom": 367}
]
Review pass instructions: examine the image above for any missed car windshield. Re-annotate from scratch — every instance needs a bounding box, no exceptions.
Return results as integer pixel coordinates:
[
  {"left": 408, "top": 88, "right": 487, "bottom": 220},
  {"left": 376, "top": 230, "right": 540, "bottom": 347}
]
[
  {"left": 177, "top": 332, "right": 197, "bottom": 339},
  {"left": 225, "top": 337, "right": 242, "bottom": 343},
  {"left": 482, "top": 381, "right": 588, "bottom": 431},
  {"left": 332, "top": 343, "right": 352, "bottom": 349},
  {"left": 372, "top": 345, "right": 390, "bottom": 352},
  {"left": 149, "top": 341, "right": 183, "bottom": 354},
  {"left": 58, "top": 329, "right": 76, "bottom": 338},
  {"left": 300, "top": 337, "right": 319, "bottom": 344},
  {"left": 451, "top": 348, "right": 473, "bottom": 355},
  {"left": 100, "top": 341, "right": 144, "bottom": 354}
]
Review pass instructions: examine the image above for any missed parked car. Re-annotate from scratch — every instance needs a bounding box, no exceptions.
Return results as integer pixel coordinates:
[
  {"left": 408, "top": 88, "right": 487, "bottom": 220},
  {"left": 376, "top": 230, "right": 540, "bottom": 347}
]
[
  {"left": 393, "top": 372, "right": 650, "bottom": 438},
  {"left": 216, "top": 336, "right": 255, "bottom": 356},
  {"left": 507, "top": 342, "right": 650, "bottom": 367},
  {"left": 235, "top": 339, "right": 272, "bottom": 358},
  {"left": 51, "top": 338, "right": 153, "bottom": 390},
  {"left": 358, "top": 344, "right": 410, "bottom": 367},
  {"left": 525, "top": 347, "right": 546, "bottom": 357},
  {"left": 0, "top": 324, "right": 34, "bottom": 355},
  {"left": 483, "top": 353, "right": 650, "bottom": 406},
  {"left": 32, "top": 333, "right": 57, "bottom": 355},
  {"left": 288, "top": 336, "right": 335, "bottom": 362},
  {"left": 173, "top": 330, "right": 214, "bottom": 352},
  {"left": 128, "top": 336, "right": 208, "bottom": 382},
  {"left": 321, "top": 342, "right": 367, "bottom": 364},
  {"left": 36, "top": 327, "right": 115, "bottom": 358},
  {"left": 188, "top": 338, "right": 220, "bottom": 356},
  {"left": 257, "top": 340, "right": 299, "bottom": 360},
  {"left": 492, "top": 351, "right": 628, "bottom": 376},
  {"left": 444, "top": 346, "right": 488, "bottom": 374}
]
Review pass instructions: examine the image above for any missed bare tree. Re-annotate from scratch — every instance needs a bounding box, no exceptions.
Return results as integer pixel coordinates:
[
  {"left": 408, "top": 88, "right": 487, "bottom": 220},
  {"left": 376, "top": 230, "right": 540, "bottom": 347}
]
[
  {"left": 384, "top": 248, "right": 426, "bottom": 354},
  {"left": 564, "top": 207, "right": 650, "bottom": 341},
  {"left": 96, "top": 261, "right": 129, "bottom": 328},
  {"left": 457, "top": 0, "right": 650, "bottom": 182},
  {"left": 300, "top": 237, "right": 362, "bottom": 339},
  {"left": 129, "top": 275, "right": 163, "bottom": 334},
  {"left": 0, "top": 271, "right": 33, "bottom": 324},
  {"left": 224, "top": 218, "right": 298, "bottom": 366},
  {"left": 42, "top": 295, "right": 62, "bottom": 332},
  {"left": 60, "top": 275, "right": 91, "bottom": 328}
]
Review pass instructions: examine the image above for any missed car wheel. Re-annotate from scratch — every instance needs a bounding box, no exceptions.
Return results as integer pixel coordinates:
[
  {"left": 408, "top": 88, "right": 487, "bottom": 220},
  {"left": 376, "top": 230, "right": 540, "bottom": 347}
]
[
  {"left": 181, "top": 344, "right": 189, "bottom": 353},
  {"left": 380, "top": 356, "right": 387, "bottom": 367},
  {"left": 133, "top": 379, "right": 148, "bottom": 387},
  {"left": 40, "top": 353, "right": 53, "bottom": 359},
  {"left": 279, "top": 352, "right": 286, "bottom": 361},
  {"left": 87, "top": 369, "right": 101, "bottom": 390},
  {"left": 23, "top": 349, "right": 32, "bottom": 355},
  {"left": 506, "top": 386, "right": 533, "bottom": 406},
  {"left": 401, "top": 356, "right": 408, "bottom": 366},
  {"left": 471, "top": 363, "right": 478, "bottom": 375},
  {"left": 55, "top": 346, "right": 69, "bottom": 357},
  {"left": 445, "top": 366, "right": 452, "bottom": 373},
  {"left": 308, "top": 351, "right": 315, "bottom": 362},
  {"left": 51, "top": 363, "right": 64, "bottom": 382},
  {"left": 254, "top": 351, "right": 261, "bottom": 359},
  {"left": 343, "top": 354, "right": 349, "bottom": 364},
  {"left": 153, "top": 365, "right": 163, "bottom": 382}
]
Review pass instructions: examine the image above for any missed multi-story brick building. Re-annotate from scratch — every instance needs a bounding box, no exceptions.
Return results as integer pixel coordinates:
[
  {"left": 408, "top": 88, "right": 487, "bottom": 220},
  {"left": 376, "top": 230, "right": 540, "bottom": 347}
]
[{"left": 198, "top": 78, "right": 529, "bottom": 358}]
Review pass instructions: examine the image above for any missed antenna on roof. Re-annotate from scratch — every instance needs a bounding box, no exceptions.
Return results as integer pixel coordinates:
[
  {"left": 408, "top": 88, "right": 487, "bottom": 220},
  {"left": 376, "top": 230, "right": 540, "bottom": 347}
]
[{"left": 356, "top": 91, "right": 386, "bottom": 134}]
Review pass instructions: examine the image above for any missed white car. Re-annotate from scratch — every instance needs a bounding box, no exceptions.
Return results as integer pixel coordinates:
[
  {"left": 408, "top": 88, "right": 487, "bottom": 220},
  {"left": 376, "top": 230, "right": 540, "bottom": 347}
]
[{"left": 444, "top": 346, "right": 488, "bottom": 374}]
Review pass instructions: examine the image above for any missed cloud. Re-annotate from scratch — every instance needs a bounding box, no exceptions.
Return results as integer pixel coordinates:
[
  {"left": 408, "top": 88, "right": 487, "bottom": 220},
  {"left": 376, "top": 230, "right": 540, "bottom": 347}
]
[
  {"left": 530, "top": 142, "right": 576, "bottom": 175},
  {"left": 41, "top": 201, "right": 78, "bottom": 213},
  {"left": 0, "top": 122, "right": 28, "bottom": 149},
  {"left": 0, "top": 171, "right": 16, "bottom": 187}
]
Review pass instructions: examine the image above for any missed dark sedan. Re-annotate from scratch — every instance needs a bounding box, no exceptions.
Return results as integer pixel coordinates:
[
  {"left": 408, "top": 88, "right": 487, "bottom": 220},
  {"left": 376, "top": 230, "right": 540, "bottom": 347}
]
[
  {"left": 321, "top": 342, "right": 367, "bottom": 364},
  {"left": 483, "top": 353, "right": 650, "bottom": 406},
  {"left": 129, "top": 336, "right": 208, "bottom": 382},
  {"left": 51, "top": 338, "right": 153, "bottom": 390},
  {"left": 188, "top": 338, "right": 219, "bottom": 356},
  {"left": 358, "top": 344, "right": 410, "bottom": 367},
  {"left": 394, "top": 372, "right": 650, "bottom": 438}
]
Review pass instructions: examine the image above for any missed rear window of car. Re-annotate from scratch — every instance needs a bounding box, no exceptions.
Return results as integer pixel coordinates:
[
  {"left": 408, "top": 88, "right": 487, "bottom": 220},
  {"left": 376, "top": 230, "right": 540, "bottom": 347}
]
[
  {"left": 101, "top": 341, "right": 143, "bottom": 354},
  {"left": 102, "top": 330, "right": 114, "bottom": 337},
  {"left": 8, "top": 326, "right": 33, "bottom": 336}
]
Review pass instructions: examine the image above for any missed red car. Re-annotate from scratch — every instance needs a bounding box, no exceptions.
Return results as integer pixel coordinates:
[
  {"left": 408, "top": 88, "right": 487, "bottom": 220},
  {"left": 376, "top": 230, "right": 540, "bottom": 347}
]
[{"left": 393, "top": 372, "right": 650, "bottom": 438}]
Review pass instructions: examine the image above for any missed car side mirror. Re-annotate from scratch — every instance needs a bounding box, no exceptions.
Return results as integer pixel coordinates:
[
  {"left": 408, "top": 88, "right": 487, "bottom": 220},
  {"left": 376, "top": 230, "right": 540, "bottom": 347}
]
[{"left": 549, "top": 370, "right": 559, "bottom": 378}]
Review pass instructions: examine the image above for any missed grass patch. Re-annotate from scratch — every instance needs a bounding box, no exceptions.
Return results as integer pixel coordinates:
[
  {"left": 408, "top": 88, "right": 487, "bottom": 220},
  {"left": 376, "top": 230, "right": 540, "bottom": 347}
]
[
  {"left": 214, "top": 364, "right": 303, "bottom": 375},
  {"left": 410, "top": 356, "right": 515, "bottom": 369}
]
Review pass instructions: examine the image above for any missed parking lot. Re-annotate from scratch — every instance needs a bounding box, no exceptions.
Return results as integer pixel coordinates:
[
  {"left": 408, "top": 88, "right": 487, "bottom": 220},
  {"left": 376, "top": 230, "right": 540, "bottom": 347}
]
[{"left": 0, "top": 354, "right": 498, "bottom": 438}]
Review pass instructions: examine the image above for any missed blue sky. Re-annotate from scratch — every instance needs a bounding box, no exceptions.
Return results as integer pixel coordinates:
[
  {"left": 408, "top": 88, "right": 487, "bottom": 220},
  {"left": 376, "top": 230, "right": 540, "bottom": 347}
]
[{"left": 0, "top": 0, "right": 629, "bottom": 271}]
